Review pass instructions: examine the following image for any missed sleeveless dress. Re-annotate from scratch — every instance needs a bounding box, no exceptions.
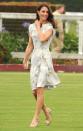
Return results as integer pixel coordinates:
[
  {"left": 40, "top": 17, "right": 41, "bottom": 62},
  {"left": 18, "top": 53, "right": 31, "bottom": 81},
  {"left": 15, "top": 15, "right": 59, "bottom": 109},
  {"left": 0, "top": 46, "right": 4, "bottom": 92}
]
[{"left": 29, "top": 22, "right": 60, "bottom": 90}]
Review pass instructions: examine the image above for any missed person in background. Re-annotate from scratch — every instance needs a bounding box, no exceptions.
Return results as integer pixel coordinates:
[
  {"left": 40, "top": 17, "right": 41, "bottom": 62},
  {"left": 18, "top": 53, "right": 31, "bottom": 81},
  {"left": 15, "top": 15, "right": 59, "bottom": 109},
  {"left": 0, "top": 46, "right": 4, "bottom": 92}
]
[
  {"left": 51, "top": 5, "right": 65, "bottom": 53},
  {"left": 23, "top": 3, "right": 60, "bottom": 128}
]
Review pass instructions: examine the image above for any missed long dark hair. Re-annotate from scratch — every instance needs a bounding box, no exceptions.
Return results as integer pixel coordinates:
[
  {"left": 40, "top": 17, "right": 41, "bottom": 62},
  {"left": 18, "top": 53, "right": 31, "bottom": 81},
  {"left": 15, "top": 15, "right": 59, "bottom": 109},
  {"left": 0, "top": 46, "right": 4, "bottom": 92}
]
[{"left": 36, "top": 4, "right": 56, "bottom": 28}]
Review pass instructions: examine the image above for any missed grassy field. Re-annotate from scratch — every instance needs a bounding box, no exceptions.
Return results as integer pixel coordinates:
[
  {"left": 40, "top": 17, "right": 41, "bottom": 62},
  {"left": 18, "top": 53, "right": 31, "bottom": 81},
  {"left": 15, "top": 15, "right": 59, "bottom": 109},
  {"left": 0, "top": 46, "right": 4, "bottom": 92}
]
[{"left": 0, "top": 72, "right": 83, "bottom": 131}]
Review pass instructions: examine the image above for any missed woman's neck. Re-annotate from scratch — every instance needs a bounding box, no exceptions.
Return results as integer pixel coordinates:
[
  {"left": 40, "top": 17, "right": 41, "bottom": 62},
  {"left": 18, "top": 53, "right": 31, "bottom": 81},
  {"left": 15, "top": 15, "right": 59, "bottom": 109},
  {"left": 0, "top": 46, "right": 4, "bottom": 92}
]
[{"left": 39, "top": 19, "right": 48, "bottom": 25}]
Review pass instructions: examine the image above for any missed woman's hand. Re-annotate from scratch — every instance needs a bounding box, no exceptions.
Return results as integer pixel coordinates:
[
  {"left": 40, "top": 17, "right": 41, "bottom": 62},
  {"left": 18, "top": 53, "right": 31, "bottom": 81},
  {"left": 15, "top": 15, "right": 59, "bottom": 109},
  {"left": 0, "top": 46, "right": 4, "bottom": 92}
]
[{"left": 23, "top": 59, "right": 29, "bottom": 69}]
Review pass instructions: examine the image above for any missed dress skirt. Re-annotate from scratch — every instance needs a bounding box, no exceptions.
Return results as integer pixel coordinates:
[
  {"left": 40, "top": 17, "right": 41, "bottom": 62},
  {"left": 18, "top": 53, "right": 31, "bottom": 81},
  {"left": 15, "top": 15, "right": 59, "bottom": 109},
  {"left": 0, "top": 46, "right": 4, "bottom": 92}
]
[{"left": 30, "top": 48, "right": 60, "bottom": 90}]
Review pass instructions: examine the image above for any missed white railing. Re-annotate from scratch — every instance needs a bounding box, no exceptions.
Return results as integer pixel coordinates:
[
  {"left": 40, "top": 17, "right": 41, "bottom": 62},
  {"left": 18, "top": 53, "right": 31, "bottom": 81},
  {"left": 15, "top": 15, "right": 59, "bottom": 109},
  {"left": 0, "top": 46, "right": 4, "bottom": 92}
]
[
  {"left": 0, "top": 12, "right": 83, "bottom": 59},
  {"left": 0, "top": 12, "right": 83, "bottom": 20},
  {"left": 11, "top": 52, "right": 83, "bottom": 59},
  {"left": 0, "top": 12, "right": 36, "bottom": 19}
]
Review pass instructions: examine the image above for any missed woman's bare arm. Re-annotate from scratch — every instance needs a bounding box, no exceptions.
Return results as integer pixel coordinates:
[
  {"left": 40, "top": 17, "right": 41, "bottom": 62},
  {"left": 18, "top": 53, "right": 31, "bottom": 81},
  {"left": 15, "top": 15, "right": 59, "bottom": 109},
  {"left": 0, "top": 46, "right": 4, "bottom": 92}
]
[
  {"left": 37, "top": 29, "right": 53, "bottom": 42},
  {"left": 23, "top": 36, "right": 34, "bottom": 63},
  {"left": 35, "top": 20, "right": 53, "bottom": 42}
]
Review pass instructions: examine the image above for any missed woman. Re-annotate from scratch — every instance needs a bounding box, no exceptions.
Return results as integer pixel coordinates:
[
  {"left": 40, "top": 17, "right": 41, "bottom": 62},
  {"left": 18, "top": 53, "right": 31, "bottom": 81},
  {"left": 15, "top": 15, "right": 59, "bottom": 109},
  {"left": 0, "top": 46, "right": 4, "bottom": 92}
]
[{"left": 23, "top": 4, "right": 60, "bottom": 128}]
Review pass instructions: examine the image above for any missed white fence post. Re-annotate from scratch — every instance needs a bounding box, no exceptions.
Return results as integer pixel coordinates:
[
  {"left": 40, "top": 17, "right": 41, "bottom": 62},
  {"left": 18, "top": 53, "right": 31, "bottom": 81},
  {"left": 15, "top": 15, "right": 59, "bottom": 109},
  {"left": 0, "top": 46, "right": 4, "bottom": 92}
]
[
  {"left": 0, "top": 18, "right": 2, "bottom": 32},
  {"left": 65, "top": 21, "right": 70, "bottom": 33},
  {"left": 78, "top": 20, "right": 83, "bottom": 65},
  {"left": 78, "top": 20, "right": 83, "bottom": 55}
]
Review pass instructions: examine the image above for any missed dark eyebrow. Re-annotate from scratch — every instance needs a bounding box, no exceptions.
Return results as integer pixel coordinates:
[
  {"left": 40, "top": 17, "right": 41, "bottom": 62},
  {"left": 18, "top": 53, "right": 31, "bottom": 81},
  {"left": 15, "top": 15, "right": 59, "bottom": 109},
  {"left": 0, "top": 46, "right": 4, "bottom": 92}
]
[{"left": 41, "top": 10, "right": 48, "bottom": 12}]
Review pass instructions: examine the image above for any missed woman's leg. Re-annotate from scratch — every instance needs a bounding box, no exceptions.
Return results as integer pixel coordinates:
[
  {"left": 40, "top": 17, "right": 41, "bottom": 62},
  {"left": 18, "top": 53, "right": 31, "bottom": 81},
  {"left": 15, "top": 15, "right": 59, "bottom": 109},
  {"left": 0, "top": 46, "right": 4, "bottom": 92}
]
[
  {"left": 32, "top": 89, "right": 51, "bottom": 120},
  {"left": 30, "top": 87, "right": 52, "bottom": 127},
  {"left": 30, "top": 87, "right": 44, "bottom": 127},
  {"left": 33, "top": 87, "right": 44, "bottom": 119}
]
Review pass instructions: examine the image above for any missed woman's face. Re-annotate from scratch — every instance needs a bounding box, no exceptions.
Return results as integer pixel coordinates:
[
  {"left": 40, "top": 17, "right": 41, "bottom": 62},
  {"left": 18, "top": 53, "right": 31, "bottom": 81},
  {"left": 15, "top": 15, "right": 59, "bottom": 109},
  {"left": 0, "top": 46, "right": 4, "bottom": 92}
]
[{"left": 38, "top": 6, "right": 49, "bottom": 22}]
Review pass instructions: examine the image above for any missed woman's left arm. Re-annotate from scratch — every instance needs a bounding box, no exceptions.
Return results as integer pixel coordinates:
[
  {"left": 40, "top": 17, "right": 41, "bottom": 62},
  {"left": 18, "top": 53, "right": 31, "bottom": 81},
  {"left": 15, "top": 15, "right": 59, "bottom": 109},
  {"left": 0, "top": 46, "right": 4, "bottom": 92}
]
[
  {"left": 37, "top": 29, "right": 53, "bottom": 42},
  {"left": 35, "top": 20, "right": 53, "bottom": 42}
]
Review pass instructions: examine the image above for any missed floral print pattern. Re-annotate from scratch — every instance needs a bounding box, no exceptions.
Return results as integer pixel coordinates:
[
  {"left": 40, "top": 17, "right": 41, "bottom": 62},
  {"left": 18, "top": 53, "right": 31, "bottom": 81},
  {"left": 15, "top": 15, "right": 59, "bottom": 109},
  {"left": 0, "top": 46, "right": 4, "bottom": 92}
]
[{"left": 29, "top": 22, "right": 60, "bottom": 90}]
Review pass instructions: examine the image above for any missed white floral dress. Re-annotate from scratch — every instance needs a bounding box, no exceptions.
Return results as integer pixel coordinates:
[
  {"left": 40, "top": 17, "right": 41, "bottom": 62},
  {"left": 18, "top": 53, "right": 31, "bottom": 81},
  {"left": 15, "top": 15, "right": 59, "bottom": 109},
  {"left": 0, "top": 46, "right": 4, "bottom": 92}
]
[{"left": 29, "top": 22, "right": 60, "bottom": 90}]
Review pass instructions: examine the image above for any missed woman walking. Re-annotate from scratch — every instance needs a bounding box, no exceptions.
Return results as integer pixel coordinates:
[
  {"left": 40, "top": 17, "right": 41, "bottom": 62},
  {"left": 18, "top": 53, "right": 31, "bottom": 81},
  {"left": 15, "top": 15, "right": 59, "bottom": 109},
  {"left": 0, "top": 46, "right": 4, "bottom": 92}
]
[{"left": 23, "top": 3, "right": 60, "bottom": 128}]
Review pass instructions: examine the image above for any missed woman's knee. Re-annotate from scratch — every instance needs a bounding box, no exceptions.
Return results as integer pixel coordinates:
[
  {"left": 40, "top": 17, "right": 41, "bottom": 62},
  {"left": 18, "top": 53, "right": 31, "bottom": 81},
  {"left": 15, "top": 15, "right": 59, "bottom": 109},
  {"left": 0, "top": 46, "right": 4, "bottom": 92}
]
[{"left": 37, "top": 87, "right": 44, "bottom": 96}]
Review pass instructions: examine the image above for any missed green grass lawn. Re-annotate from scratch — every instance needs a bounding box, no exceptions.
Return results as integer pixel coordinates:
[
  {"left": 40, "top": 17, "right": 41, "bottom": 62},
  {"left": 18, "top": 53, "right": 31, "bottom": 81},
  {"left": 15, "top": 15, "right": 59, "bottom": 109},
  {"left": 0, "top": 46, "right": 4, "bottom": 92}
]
[{"left": 0, "top": 72, "right": 83, "bottom": 131}]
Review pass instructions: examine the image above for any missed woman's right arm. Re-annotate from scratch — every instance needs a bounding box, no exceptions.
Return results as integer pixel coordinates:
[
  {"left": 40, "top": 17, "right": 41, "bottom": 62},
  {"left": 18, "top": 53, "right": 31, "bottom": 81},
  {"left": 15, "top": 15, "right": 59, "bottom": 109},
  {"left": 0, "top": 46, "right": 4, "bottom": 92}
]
[{"left": 23, "top": 36, "right": 34, "bottom": 69}]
